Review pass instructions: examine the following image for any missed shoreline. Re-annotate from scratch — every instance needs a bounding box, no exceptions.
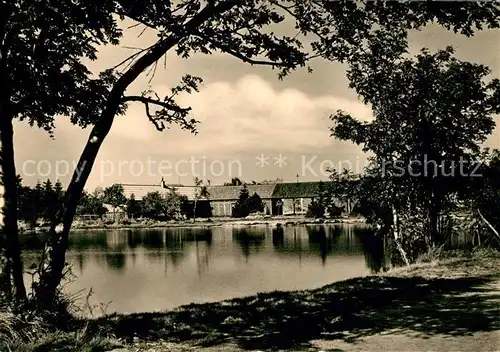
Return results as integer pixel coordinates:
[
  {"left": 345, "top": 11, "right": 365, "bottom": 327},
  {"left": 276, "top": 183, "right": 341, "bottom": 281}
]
[
  {"left": 94, "top": 248, "right": 500, "bottom": 351},
  {"left": 4, "top": 249, "right": 499, "bottom": 351},
  {"left": 21, "top": 216, "right": 367, "bottom": 234}
]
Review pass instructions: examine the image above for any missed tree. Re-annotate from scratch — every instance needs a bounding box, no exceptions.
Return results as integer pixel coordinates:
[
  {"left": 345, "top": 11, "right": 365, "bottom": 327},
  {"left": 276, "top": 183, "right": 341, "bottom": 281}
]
[
  {"left": 192, "top": 178, "right": 210, "bottom": 222},
  {"left": 126, "top": 194, "right": 142, "bottom": 219},
  {"left": 248, "top": 193, "right": 265, "bottom": 214},
  {"left": 232, "top": 185, "right": 264, "bottom": 218},
  {"left": 103, "top": 184, "right": 127, "bottom": 222},
  {"left": 306, "top": 182, "right": 327, "bottom": 218},
  {"left": 306, "top": 198, "right": 324, "bottom": 219},
  {"left": 42, "top": 179, "right": 60, "bottom": 223},
  {"left": 0, "top": 0, "right": 120, "bottom": 303},
  {"left": 164, "top": 192, "right": 185, "bottom": 220},
  {"left": 328, "top": 170, "right": 361, "bottom": 217},
  {"left": 16, "top": 178, "right": 29, "bottom": 223},
  {"left": 179, "top": 195, "right": 193, "bottom": 219},
  {"left": 142, "top": 192, "right": 165, "bottom": 219},
  {"left": 232, "top": 185, "right": 251, "bottom": 218},
  {"left": 331, "top": 47, "right": 500, "bottom": 262},
  {"left": 54, "top": 181, "right": 64, "bottom": 203},
  {"left": 15, "top": 179, "right": 65, "bottom": 227},
  {"left": 224, "top": 177, "right": 242, "bottom": 186},
  {"left": 17, "top": 183, "right": 38, "bottom": 229},
  {"left": 76, "top": 190, "right": 107, "bottom": 217},
  {"left": 1, "top": 0, "right": 499, "bottom": 309},
  {"left": 32, "top": 182, "right": 44, "bottom": 225},
  {"left": 463, "top": 149, "right": 500, "bottom": 247},
  {"left": 141, "top": 191, "right": 185, "bottom": 220}
]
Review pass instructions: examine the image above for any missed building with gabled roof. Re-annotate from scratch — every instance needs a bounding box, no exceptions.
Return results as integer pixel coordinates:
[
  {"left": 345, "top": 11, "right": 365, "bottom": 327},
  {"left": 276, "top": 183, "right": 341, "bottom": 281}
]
[
  {"left": 120, "top": 179, "right": 350, "bottom": 217},
  {"left": 272, "top": 182, "right": 325, "bottom": 199},
  {"left": 207, "top": 184, "right": 276, "bottom": 216},
  {"left": 121, "top": 183, "right": 170, "bottom": 200},
  {"left": 121, "top": 179, "right": 199, "bottom": 201}
]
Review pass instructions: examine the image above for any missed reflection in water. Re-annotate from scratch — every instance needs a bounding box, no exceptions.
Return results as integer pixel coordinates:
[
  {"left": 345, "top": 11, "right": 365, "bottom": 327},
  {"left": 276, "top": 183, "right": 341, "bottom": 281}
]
[
  {"left": 233, "top": 228, "right": 266, "bottom": 259},
  {"left": 106, "top": 252, "right": 126, "bottom": 271},
  {"left": 307, "top": 226, "right": 328, "bottom": 265},
  {"left": 20, "top": 226, "right": 386, "bottom": 273},
  {"left": 357, "top": 227, "right": 388, "bottom": 273},
  {"left": 272, "top": 226, "right": 284, "bottom": 248},
  {"left": 20, "top": 224, "right": 463, "bottom": 315}
]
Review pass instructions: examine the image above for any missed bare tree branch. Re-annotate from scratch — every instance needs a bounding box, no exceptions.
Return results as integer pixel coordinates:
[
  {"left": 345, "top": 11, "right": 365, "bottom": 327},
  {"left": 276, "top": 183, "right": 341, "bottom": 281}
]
[
  {"left": 121, "top": 95, "right": 195, "bottom": 132},
  {"left": 111, "top": 44, "right": 155, "bottom": 71},
  {"left": 121, "top": 95, "right": 189, "bottom": 114}
]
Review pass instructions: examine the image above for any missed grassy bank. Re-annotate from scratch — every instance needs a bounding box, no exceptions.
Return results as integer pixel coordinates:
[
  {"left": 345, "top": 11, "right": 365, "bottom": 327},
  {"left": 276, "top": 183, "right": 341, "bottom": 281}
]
[{"left": 3, "top": 249, "right": 499, "bottom": 351}]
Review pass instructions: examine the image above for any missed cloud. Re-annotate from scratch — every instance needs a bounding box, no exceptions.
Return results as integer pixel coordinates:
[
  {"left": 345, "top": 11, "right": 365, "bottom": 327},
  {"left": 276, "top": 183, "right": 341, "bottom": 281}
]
[
  {"left": 13, "top": 74, "right": 372, "bottom": 188},
  {"left": 14, "top": 72, "right": 500, "bottom": 190},
  {"left": 137, "top": 74, "right": 374, "bottom": 155}
]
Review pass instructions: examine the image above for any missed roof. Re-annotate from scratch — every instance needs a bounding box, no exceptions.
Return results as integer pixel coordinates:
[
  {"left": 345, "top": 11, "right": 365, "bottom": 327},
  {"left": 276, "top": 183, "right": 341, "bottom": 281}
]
[
  {"left": 121, "top": 181, "right": 332, "bottom": 201},
  {"left": 272, "top": 182, "right": 332, "bottom": 199},
  {"left": 166, "top": 185, "right": 198, "bottom": 201},
  {"left": 121, "top": 184, "right": 169, "bottom": 200},
  {"left": 207, "top": 184, "right": 276, "bottom": 201}
]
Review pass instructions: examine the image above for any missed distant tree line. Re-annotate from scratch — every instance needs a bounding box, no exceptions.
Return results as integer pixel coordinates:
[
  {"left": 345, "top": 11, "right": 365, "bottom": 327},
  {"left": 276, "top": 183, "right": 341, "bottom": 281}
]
[
  {"left": 79, "top": 184, "right": 212, "bottom": 221},
  {"left": 17, "top": 177, "right": 64, "bottom": 227},
  {"left": 16, "top": 180, "right": 213, "bottom": 227}
]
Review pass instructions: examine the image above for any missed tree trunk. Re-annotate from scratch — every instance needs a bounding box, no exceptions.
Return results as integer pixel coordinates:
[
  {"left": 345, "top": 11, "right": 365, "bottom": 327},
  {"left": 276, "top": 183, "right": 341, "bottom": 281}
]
[
  {"left": 193, "top": 200, "right": 197, "bottom": 223},
  {"left": 0, "top": 194, "right": 12, "bottom": 300},
  {"left": 428, "top": 181, "right": 441, "bottom": 248},
  {"left": 392, "top": 205, "right": 410, "bottom": 266},
  {"left": 477, "top": 209, "right": 500, "bottom": 246},
  {"left": 0, "top": 116, "right": 27, "bottom": 302},
  {"left": 34, "top": 106, "right": 117, "bottom": 307},
  {"left": 34, "top": 1, "right": 236, "bottom": 308}
]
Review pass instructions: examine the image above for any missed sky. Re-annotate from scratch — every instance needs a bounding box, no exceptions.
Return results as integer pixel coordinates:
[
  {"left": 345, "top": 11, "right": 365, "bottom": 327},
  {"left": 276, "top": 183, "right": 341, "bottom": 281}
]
[{"left": 14, "top": 17, "right": 500, "bottom": 191}]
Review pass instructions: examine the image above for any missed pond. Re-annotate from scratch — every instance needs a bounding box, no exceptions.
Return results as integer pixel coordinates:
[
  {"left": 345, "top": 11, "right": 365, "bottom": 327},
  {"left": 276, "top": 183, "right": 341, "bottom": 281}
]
[{"left": 20, "top": 224, "right": 390, "bottom": 315}]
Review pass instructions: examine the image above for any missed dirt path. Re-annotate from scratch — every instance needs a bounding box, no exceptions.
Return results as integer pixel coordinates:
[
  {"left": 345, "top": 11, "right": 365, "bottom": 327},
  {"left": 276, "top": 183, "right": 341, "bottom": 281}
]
[
  {"left": 311, "top": 331, "right": 500, "bottom": 352},
  {"left": 310, "top": 272, "right": 500, "bottom": 352}
]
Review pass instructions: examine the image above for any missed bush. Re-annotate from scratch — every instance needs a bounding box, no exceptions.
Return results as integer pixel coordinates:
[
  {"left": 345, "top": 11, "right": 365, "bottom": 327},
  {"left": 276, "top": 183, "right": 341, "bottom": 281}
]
[
  {"left": 306, "top": 198, "right": 324, "bottom": 218},
  {"left": 232, "top": 186, "right": 264, "bottom": 218}
]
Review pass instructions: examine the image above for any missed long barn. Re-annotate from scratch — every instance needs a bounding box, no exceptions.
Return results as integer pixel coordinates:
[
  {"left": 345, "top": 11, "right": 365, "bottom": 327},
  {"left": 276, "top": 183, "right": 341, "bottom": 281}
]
[{"left": 120, "top": 180, "right": 352, "bottom": 217}]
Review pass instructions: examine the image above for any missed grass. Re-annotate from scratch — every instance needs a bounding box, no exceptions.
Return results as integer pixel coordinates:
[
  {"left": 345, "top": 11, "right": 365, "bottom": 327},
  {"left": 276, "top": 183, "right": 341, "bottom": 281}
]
[
  {"left": 0, "top": 310, "right": 121, "bottom": 352},
  {"left": 2, "top": 248, "right": 500, "bottom": 351}
]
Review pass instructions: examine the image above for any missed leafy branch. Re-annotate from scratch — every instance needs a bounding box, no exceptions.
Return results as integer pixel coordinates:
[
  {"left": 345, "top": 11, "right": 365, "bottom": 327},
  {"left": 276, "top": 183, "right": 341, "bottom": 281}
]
[{"left": 121, "top": 74, "right": 202, "bottom": 132}]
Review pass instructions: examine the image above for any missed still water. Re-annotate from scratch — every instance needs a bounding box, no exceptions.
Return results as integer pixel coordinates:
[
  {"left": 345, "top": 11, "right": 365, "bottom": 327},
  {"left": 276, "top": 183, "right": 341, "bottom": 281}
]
[{"left": 21, "top": 225, "right": 387, "bottom": 314}]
